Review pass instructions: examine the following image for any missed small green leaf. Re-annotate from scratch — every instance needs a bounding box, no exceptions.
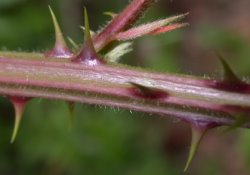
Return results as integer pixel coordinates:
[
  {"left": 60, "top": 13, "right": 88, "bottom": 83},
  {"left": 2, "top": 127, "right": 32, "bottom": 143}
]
[{"left": 104, "top": 42, "right": 133, "bottom": 62}]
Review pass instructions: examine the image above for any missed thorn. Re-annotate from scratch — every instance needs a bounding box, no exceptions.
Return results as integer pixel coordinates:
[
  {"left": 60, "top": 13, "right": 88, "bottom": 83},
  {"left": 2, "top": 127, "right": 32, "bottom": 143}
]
[
  {"left": 129, "top": 82, "right": 168, "bottom": 99},
  {"left": 67, "top": 37, "right": 80, "bottom": 52},
  {"left": 72, "top": 8, "right": 104, "bottom": 65},
  {"left": 184, "top": 126, "right": 207, "bottom": 172},
  {"left": 217, "top": 53, "right": 240, "bottom": 83},
  {"left": 67, "top": 102, "right": 75, "bottom": 129},
  {"left": 80, "top": 26, "right": 96, "bottom": 37},
  {"left": 205, "top": 53, "right": 250, "bottom": 92},
  {"left": 224, "top": 114, "right": 248, "bottom": 133},
  {"left": 46, "top": 6, "right": 72, "bottom": 58},
  {"left": 103, "top": 11, "right": 117, "bottom": 18},
  {"left": 9, "top": 96, "right": 29, "bottom": 143}
]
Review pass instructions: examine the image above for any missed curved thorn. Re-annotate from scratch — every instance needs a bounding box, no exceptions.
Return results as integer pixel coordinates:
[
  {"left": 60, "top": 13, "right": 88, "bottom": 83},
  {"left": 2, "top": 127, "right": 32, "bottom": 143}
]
[
  {"left": 80, "top": 26, "right": 96, "bottom": 37},
  {"left": 206, "top": 53, "right": 249, "bottom": 92},
  {"left": 184, "top": 126, "right": 207, "bottom": 172},
  {"left": 217, "top": 53, "right": 239, "bottom": 83},
  {"left": 103, "top": 11, "right": 117, "bottom": 18},
  {"left": 9, "top": 97, "right": 29, "bottom": 143},
  {"left": 72, "top": 7, "right": 104, "bottom": 65},
  {"left": 129, "top": 82, "right": 168, "bottom": 99},
  {"left": 11, "top": 106, "right": 23, "bottom": 143},
  {"left": 83, "top": 7, "right": 96, "bottom": 53},
  {"left": 46, "top": 6, "right": 72, "bottom": 58},
  {"left": 67, "top": 37, "right": 80, "bottom": 52},
  {"left": 224, "top": 114, "right": 248, "bottom": 133},
  {"left": 49, "top": 6, "right": 66, "bottom": 48}
]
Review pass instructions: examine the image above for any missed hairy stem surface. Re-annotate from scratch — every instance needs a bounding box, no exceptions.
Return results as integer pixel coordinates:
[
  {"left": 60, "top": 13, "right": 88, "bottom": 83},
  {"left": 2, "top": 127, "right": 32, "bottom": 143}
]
[{"left": 1, "top": 52, "right": 250, "bottom": 128}]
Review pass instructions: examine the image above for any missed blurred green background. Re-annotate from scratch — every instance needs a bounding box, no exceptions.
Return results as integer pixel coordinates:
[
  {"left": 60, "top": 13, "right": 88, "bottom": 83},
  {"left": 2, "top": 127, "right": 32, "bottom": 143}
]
[{"left": 1, "top": 0, "right": 250, "bottom": 174}]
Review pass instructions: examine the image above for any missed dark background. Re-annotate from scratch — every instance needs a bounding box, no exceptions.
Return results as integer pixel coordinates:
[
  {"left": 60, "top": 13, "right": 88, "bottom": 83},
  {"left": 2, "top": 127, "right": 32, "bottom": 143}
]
[{"left": 1, "top": 0, "right": 250, "bottom": 174}]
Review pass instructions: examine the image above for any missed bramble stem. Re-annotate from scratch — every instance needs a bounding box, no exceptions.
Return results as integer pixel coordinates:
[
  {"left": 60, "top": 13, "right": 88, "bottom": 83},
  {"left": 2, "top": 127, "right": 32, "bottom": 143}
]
[{"left": 1, "top": 52, "right": 250, "bottom": 128}]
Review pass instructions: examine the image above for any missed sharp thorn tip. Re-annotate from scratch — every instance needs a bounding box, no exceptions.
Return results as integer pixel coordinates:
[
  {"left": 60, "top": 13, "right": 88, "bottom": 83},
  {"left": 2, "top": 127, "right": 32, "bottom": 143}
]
[{"left": 184, "top": 126, "right": 207, "bottom": 172}]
